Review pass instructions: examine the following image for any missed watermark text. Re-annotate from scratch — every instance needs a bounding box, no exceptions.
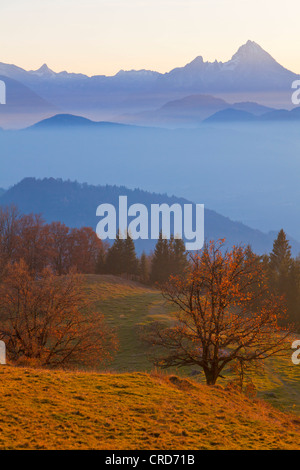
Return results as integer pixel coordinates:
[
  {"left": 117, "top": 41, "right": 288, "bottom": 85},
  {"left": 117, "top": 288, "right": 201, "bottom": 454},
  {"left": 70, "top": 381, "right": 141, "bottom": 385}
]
[
  {"left": 96, "top": 196, "right": 204, "bottom": 250},
  {"left": 0, "top": 80, "right": 6, "bottom": 105}
]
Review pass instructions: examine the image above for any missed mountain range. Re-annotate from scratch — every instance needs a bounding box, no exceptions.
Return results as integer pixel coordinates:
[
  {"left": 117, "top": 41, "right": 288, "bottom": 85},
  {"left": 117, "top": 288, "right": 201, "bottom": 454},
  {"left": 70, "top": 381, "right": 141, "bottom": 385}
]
[
  {"left": 1, "top": 177, "right": 299, "bottom": 256},
  {"left": 117, "top": 95, "right": 276, "bottom": 127},
  {"left": 0, "top": 41, "right": 298, "bottom": 128},
  {"left": 25, "top": 108, "right": 300, "bottom": 132},
  {"left": 203, "top": 106, "right": 300, "bottom": 124}
]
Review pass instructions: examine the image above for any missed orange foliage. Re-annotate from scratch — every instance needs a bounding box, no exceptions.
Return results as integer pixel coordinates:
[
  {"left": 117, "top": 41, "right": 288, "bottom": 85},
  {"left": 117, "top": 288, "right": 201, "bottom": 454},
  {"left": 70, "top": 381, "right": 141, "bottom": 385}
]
[
  {"left": 0, "top": 260, "right": 117, "bottom": 367},
  {"left": 0, "top": 205, "right": 105, "bottom": 277},
  {"left": 146, "top": 240, "right": 293, "bottom": 385}
]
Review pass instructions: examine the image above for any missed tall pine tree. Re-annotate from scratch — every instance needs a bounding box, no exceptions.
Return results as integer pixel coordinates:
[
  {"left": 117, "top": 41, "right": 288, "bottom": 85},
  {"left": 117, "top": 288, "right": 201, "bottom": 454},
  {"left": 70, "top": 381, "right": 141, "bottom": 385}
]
[
  {"left": 123, "top": 234, "right": 138, "bottom": 276},
  {"left": 104, "top": 231, "right": 138, "bottom": 277},
  {"left": 269, "top": 229, "right": 292, "bottom": 294},
  {"left": 151, "top": 233, "right": 187, "bottom": 283},
  {"left": 139, "top": 251, "right": 150, "bottom": 284},
  {"left": 170, "top": 236, "right": 188, "bottom": 276},
  {"left": 105, "top": 232, "right": 125, "bottom": 275},
  {"left": 268, "top": 229, "right": 300, "bottom": 327},
  {"left": 150, "top": 232, "right": 169, "bottom": 283}
]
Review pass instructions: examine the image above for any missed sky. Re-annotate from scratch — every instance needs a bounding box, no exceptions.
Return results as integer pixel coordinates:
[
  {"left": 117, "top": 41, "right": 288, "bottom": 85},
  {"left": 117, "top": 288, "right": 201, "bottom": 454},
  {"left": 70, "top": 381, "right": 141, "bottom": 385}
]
[{"left": 0, "top": 0, "right": 299, "bottom": 76}]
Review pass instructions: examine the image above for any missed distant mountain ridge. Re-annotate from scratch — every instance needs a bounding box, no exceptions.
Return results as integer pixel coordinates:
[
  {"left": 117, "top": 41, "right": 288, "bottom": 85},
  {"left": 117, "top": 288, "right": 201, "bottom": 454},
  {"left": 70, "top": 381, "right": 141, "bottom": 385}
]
[
  {"left": 204, "top": 108, "right": 256, "bottom": 124},
  {"left": 0, "top": 74, "right": 58, "bottom": 129},
  {"left": 0, "top": 40, "right": 298, "bottom": 128},
  {"left": 156, "top": 41, "right": 298, "bottom": 93},
  {"left": 2, "top": 40, "right": 293, "bottom": 91},
  {"left": 27, "top": 114, "right": 137, "bottom": 130},
  {"left": 23, "top": 106, "right": 300, "bottom": 132},
  {"left": 1, "top": 177, "right": 299, "bottom": 256},
  {"left": 118, "top": 94, "right": 276, "bottom": 127},
  {"left": 204, "top": 106, "right": 300, "bottom": 124}
]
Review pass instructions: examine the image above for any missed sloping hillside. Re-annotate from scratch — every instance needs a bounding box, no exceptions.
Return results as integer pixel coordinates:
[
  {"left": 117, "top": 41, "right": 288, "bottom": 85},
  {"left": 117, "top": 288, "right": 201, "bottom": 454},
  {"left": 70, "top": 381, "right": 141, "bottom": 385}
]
[
  {"left": 0, "top": 366, "right": 299, "bottom": 450},
  {"left": 86, "top": 275, "right": 300, "bottom": 414}
]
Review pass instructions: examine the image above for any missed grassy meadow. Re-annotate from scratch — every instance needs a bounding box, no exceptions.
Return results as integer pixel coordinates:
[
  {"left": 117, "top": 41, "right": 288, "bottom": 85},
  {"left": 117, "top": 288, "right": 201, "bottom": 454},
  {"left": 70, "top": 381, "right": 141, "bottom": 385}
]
[
  {"left": 0, "top": 366, "right": 299, "bottom": 450},
  {"left": 0, "top": 274, "right": 299, "bottom": 450},
  {"left": 86, "top": 275, "right": 300, "bottom": 415}
]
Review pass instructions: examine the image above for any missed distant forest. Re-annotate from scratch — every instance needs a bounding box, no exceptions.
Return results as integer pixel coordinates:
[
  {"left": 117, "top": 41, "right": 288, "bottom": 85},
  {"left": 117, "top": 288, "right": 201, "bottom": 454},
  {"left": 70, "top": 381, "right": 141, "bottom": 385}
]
[
  {"left": 1, "top": 177, "right": 299, "bottom": 255},
  {"left": 0, "top": 205, "right": 299, "bottom": 328}
]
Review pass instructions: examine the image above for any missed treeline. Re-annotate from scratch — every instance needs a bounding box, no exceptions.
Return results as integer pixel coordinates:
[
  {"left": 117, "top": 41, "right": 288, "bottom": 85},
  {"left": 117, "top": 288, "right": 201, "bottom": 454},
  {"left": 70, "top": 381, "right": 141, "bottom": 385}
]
[
  {"left": 0, "top": 206, "right": 188, "bottom": 284},
  {"left": 97, "top": 232, "right": 188, "bottom": 284},
  {"left": 99, "top": 228, "right": 300, "bottom": 327},
  {"left": 1, "top": 206, "right": 299, "bottom": 329},
  {"left": 0, "top": 206, "right": 116, "bottom": 368},
  {"left": 0, "top": 205, "right": 105, "bottom": 278}
]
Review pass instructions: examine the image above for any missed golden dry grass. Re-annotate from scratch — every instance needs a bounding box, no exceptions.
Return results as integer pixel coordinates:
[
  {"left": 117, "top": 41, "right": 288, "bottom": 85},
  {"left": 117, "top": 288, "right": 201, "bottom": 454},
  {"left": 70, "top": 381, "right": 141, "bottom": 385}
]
[
  {"left": 84, "top": 275, "right": 300, "bottom": 415},
  {"left": 0, "top": 366, "right": 299, "bottom": 450}
]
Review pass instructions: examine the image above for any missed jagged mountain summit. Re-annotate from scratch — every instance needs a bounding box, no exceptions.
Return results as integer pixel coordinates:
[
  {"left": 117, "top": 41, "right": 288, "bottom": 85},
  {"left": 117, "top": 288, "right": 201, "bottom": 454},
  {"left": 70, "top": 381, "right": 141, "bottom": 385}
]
[
  {"left": 229, "top": 40, "right": 279, "bottom": 66},
  {"left": 159, "top": 40, "right": 298, "bottom": 92},
  {"left": 0, "top": 40, "right": 297, "bottom": 90},
  {"left": 0, "top": 41, "right": 298, "bottom": 126},
  {"left": 29, "top": 63, "right": 56, "bottom": 78}
]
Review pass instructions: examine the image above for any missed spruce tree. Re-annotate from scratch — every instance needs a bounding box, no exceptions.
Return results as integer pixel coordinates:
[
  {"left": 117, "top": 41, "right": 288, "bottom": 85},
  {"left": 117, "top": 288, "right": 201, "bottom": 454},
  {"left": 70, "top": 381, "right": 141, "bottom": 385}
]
[
  {"left": 151, "top": 233, "right": 188, "bottom": 284},
  {"left": 269, "top": 229, "right": 292, "bottom": 294},
  {"left": 105, "top": 232, "right": 125, "bottom": 275},
  {"left": 139, "top": 251, "right": 150, "bottom": 284},
  {"left": 151, "top": 232, "right": 169, "bottom": 283},
  {"left": 268, "top": 229, "right": 300, "bottom": 327},
  {"left": 123, "top": 234, "right": 138, "bottom": 276},
  {"left": 172, "top": 237, "right": 188, "bottom": 275},
  {"left": 269, "top": 229, "right": 292, "bottom": 275}
]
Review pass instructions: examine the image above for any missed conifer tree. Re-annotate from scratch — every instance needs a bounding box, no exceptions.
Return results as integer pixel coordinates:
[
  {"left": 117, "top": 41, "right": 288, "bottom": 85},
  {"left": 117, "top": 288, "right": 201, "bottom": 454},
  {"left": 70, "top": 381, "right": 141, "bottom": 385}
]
[
  {"left": 269, "top": 229, "right": 292, "bottom": 294},
  {"left": 151, "top": 232, "right": 169, "bottom": 283},
  {"left": 139, "top": 252, "right": 150, "bottom": 284},
  {"left": 269, "top": 229, "right": 292, "bottom": 274},
  {"left": 123, "top": 234, "right": 138, "bottom": 276},
  {"left": 172, "top": 237, "right": 188, "bottom": 275},
  {"left": 151, "top": 233, "right": 187, "bottom": 283},
  {"left": 105, "top": 232, "right": 125, "bottom": 275},
  {"left": 268, "top": 229, "right": 300, "bottom": 327}
]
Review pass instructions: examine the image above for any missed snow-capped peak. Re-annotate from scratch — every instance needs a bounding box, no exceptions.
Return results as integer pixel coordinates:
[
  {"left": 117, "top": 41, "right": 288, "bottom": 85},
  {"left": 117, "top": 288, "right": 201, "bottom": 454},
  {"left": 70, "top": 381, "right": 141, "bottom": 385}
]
[{"left": 230, "top": 40, "right": 275, "bottom": 64}]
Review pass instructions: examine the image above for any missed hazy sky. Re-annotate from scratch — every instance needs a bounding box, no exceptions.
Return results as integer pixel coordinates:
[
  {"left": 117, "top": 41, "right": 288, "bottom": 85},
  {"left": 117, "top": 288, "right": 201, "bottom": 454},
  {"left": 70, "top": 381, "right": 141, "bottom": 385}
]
[{"left": 1, "top": 0, "right": 299, "bottom": 76}]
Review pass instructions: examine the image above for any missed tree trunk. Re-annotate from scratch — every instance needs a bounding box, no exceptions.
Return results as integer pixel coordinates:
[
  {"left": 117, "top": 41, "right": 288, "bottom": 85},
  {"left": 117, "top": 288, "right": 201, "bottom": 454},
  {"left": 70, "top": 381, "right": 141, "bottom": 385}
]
[{"left": 204, "top": 367, "right": 218, "bottom": 385}]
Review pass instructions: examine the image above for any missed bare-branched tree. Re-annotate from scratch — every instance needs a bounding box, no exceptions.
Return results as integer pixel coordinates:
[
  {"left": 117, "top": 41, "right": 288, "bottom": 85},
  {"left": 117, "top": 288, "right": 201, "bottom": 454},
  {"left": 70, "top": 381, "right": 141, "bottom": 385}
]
[
  {"left": 0, "top": 259, "right": 117, "bottom": 368},
  {"left": 144, "top": 240, "right": 293, "bottom": 385}
]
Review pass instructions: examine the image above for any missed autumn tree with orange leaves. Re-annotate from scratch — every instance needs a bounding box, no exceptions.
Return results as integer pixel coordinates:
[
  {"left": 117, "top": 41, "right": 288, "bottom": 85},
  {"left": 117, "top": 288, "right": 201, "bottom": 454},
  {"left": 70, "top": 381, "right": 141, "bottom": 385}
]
[
  {"left": 0, "top": 260, "right": 117, "bottom": 368},
  {"left": 0, "top": 205, "right": 106, "bottom": 278},
  {"left": 145, "top": 240, "right": 293, "bottom": 385}
]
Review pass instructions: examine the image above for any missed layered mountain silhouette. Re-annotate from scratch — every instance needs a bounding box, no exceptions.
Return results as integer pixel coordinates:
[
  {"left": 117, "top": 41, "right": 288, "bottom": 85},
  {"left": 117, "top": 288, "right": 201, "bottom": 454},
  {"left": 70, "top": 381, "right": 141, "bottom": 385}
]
[
  {"left": 25, "top": 105, "right": 300, "bottom": 132},
  {"left": 1, "top": 177, "right": 299, "bottom": 256},
  {"left": 204, "top": 106, "right": 300, "bottom": 124},
  {"left": 118, "top": 95, "right": 275, "bottom": 127},
  {"left": 260, "top": 106, "right": 300, "bottom": 121},
  {"left": 0, "top": 40, "right": 298, "bottom": 128},
  {"left": 0, "top": 75, "right": 58, "bottom": 128},
  {"left": 1, "top": 120, "right": 300, "bottom": 243},
  {"left": 28, "top": 113, "right": 135, "bottom": 130},
  {"left": 204, "top": 109, "right": 257, "bottom": 124}
]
